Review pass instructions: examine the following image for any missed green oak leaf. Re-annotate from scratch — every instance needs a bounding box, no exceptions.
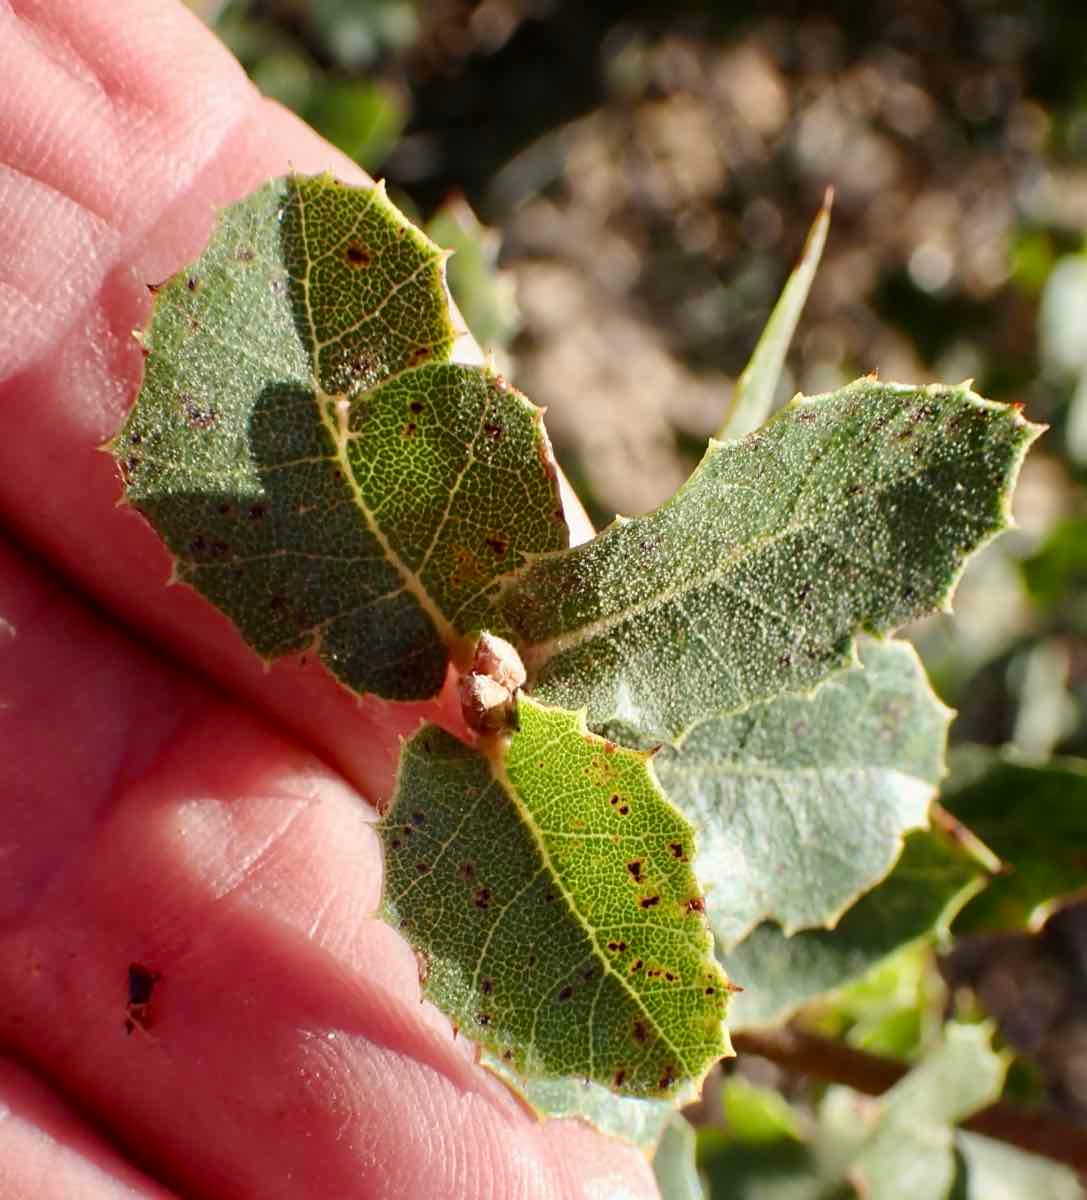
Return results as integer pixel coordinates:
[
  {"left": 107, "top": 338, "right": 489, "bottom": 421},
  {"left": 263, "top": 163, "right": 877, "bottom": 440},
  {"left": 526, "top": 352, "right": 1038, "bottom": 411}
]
[
  {"left": 723, "top": 829, "right": 986, "bottom": 1029},
  {"left": 380, "top": 695, "right": 731, "bottom": 1098},
  {"left": 654, "top": 640, "right": 950, "bottom": 948},
  {"left": 507, "top": 380, "right": 1040, "bottom": 741},
  {"left": 718, "top": 192, "right": 831, "bottom": 441},
  {"left": 111, "top": 173, "right": 566, "bottom": 701},
  {"left": 942, "top": 747, "right": 1087, "bottom": 933}
]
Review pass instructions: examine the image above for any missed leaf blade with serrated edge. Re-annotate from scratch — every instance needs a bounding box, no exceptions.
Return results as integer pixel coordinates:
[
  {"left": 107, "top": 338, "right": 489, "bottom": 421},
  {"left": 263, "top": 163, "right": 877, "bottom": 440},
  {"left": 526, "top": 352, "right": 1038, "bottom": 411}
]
[
  {"left": 655, "top": 640, "right": 951, "bottom": 948},
  {"left": 380, "top": 695, "right": 730, "bottom": 1098},
  {"left": 508, "top": 380, "right": 1040, "bottom": 742},
  {"left": 110, "top": 173, "right": 567, "bottom": 701}
]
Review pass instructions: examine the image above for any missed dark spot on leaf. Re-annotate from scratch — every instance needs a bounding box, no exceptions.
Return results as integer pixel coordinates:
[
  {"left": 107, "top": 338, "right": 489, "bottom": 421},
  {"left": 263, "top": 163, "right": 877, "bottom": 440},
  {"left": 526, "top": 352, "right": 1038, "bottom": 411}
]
[
  {"left": 685, "top": 897, "right": 706, "bottom": 914},
  {"left": 182, "top": 397, "right": 217, "bottom": 429},
  {"left": 474, "top": 887, "right": 492, "bottom": 909},
  {"left": 618, "top": 805, "right": 629, "bottom": 816},
  {"left": 627, "top": 861, "right": 643, "bottom": 881},
  {"left": 186, "top": 275, "right": 199, "bottom": 291},
  {"left": 580, "top": 964, "right": 595, "bottom": 981},
  {"left": 483, "top": 421, "right": 504, "bottom": 440},
  {"left": 477, "top": 1012, "right": 491, "bottom": 1026},
  {"left": 415, "top": 861, "right": 430, "bottom": 874},
  {"left": 501, "top": 1049, "right": 514, "bottom": 1062},
  {"left": 779, "top": 652, "right": 793, "bottom": 669},
  {"left": 543, "top": 889, "right": 556, "bottom": 904},
  {"left": 557, "top": 985, "right": 574, "bottom": 1002},
  {"left": 344, "top": 242, "right": 370, "bottom": 266},
  {"left": 120, "top": 456, "right": 141, "bottom": 482},
  {"left": 630, "top": 959, "right": 644, "bottom": 973},
  {"left": 248, "top": 504, "right": 267, "bottom": 521},
  {"left": 664, "top": 972, "right": 676, "bottom": 982},
  {"left": 658, "top": 1068, "right": 676, "bottom": 1091},
  {"left": 269, "top": 595, "right": 286, "bottom": 609},
  {"left": 797, "top": 581, "right": 813, "bottom": 605},
  {"left": 481, "top": 978, "right": 494, "bottom": 995},
  {"left": 897, "top": 426, "right": 915, "bottom": 440},
  {"left": 408, "top": 346, "right": 431, "bottom": 366},
  {"left": 457, "top": 861, "right": 475, "bottom": 881},
  {"left": 403, "top": 422, "right": 417, "bottom": 437},
  {"left": 613, "top": 1069, "right": 626, "bottom": 1088},
  {"left": 632, "top": 1021, "right": 648, "bottom": 1044},
  {"left": 270, "top": 277, "right": 288, "bottom": 295},
  {"left": 640, "top": 896, "right": 660, "bottom": 909},
  {"left": 610, "top": 794, "right": 620, "bottom": 806},
  {"left": 409, "top": 400, "right": 424, "bottom": 414},
  {"left": 236, "top": 246, "right": 254, "bottom": 263},
  {"left": 485, "top": 535, "right": 508, "bottom": 556},
  {"left": 526, "top": 952, "right": 538, "bottom": 968},
  {"left": 389, "top": 838, "right": 402, "bottom": 850},
  {"left": 607, "top": 940, "right": 627, "bottom": 953},
  {"left": 797, "top": 409, "right": 817, "bottom": 422},
  {"left": 705, "top": 986, "right": 716, "bottom": 995},
  {"left": 128, "top": 431, "right": 142, "bottom": 445},
  {"left": 847, "top": 484, "right": 864, "bottom": 497},
  {"left": 410, "top": 811, "right": 426, "bottom": 826}
]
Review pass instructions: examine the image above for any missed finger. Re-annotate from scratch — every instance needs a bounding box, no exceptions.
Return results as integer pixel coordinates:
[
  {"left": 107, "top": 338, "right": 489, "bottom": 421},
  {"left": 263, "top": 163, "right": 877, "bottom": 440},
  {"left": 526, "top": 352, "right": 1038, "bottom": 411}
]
[
  {"left": 0, "top": 533, "right": 657, "bottom": 1199},
  {"left": 0, "top": 1058, "right": 178, "bottom": 1198},
  {"left": 0, "top": 0, "right": 461, "bottom": 806}
]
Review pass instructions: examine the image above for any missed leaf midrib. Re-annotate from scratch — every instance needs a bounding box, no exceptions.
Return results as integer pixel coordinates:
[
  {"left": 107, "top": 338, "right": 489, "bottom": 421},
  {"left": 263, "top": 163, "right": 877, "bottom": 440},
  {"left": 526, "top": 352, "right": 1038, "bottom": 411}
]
[{"left": 486, "top": 736, "right": 698, "bottom": 1080}]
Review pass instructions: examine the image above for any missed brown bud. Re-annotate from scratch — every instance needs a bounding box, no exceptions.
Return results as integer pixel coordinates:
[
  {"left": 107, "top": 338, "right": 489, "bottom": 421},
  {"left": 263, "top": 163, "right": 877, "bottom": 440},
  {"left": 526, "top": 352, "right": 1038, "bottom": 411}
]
[
  {"left": 459, "top": 672, "right": 517, "bottom": 734},
  {"left": 471, "top": 632, "right": 526, "bottom": 692}
]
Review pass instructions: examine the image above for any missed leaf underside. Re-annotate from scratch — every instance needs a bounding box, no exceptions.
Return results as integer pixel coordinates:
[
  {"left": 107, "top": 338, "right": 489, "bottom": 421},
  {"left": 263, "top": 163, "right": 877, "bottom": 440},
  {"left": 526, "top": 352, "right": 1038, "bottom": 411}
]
[
  {"left": 381, "top": 697, "right": 730, "bottom": 1098},
  {"left": 655, "top": 640, "right": 951, "bottom": 949},
  {"left": 722, "top": 828, "right": 985, "bottom": 1030},
  {"left": 510, "top": 380, "right": 1040, "bottom": 742},
  {"left": 112, "top": 173, "right": 566, "bottom": 701}
]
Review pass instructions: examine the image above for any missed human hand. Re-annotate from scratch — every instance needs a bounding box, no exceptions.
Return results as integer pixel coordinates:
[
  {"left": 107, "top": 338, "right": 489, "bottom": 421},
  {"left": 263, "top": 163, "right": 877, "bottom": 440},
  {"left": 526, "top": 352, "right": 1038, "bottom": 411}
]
[{"left": 0, "top": 2, "right": 657, "bottom": 1195}]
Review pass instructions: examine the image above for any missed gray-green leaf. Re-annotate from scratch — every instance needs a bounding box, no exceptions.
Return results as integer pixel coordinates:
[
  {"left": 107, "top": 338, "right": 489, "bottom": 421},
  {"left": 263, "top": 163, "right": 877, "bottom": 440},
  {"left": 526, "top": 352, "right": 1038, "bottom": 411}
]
[
  {"left": 656, "top": 640, "right": 950, "bottom": 948},
  {"left": 112, "top": 173, "right": 566, "bottom": 701},
  {"left": 723, "top": 828, "right": 986, "bottom": 1029},
  {"left": 508, "top": 380, "right": 1039, "bottom": 741}
]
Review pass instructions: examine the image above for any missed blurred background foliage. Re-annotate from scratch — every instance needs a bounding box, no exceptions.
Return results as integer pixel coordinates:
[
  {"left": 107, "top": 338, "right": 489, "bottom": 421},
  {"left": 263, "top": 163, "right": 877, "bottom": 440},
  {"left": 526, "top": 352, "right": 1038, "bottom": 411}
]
[{"left": 191, "top": 1, "right": 1087, "bottom": 1193}]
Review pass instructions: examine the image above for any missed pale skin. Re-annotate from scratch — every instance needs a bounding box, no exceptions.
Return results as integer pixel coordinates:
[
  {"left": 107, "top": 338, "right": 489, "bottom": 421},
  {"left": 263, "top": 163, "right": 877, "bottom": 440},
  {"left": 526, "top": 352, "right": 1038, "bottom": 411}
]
[{"left": 0, "top": 1, "right": 658, "bottom": 1196}]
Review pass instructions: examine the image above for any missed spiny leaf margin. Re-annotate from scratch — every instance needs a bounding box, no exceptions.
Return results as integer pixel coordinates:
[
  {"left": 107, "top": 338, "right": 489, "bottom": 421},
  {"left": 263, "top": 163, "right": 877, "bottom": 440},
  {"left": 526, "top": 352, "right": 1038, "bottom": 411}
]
[
  {"left": 655, "top": 639, "right": 952, "bottom": 949},
  {"left": 380, "top": 695, "right": 731, "bottom": 1099},
  {"left": 508, "top": 379, "right": 1041, "bottom": 742},
  {"left": 110, "top": 172, "right": 567, "bottom": 702}
]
